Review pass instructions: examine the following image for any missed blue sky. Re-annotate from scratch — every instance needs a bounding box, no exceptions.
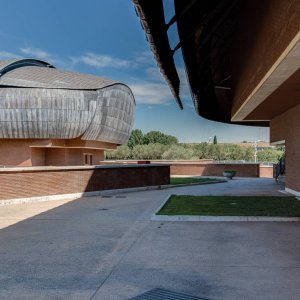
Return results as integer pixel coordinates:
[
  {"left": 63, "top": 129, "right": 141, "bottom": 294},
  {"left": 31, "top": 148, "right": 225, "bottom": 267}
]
[{"left": 0, "top": 0, "right": 269, "bottom": 143}]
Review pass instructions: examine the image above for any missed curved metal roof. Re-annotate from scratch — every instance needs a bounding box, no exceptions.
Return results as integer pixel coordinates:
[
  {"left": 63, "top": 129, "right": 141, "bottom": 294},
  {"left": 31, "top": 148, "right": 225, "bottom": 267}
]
[
  {"left": 0, "top": 58, "right": 54, "bottom": 76},
  {"left": 0, "top": 85, "right": 135, "bottom": 144},
  {"left": 0, "top": 58, "right": 119, "bottom": 90},
  {"left": 0, "top": 59, "right": 136, "bottom": 144},
  {"left": 0, "top": 59, "right": 20, "bottom": 70}
]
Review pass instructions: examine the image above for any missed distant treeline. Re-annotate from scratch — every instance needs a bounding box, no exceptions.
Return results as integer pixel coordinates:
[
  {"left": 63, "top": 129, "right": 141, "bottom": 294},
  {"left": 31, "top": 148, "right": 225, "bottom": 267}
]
[{"left": 105, "top": 129, "right": 284, "bottom": 162}]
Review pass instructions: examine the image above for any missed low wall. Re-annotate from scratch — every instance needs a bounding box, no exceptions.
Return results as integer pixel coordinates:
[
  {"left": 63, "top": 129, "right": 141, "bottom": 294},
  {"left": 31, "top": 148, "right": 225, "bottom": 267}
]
[
  {"left": 102, "top": 160, "right": 273, "bottom": 178},
  {"left": 169, "top": 163, "right": 260, "bottom": 177},
  {"left": 0, "top": 164, "right": 170, "bottom": 201},
  {"left": 259, "top": 165, "right": 274, "bottom": 178}
]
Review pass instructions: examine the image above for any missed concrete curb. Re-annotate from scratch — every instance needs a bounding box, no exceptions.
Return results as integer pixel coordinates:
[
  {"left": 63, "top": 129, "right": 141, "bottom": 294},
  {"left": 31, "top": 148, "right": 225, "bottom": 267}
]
[
  {"left": 152, "top": 215, "right": 300, "bottom": 222},
  {"left": 0, "top": 180, "right": 227, "bottom": 206},
  {"left": 285, "top": 187, "right": 300, "bottom": 197},
  {"left": 0, "top": 186, "right": 163, "bottom": 206},
  {"left": 151, "top": 195, "right": 172, "bottom": 219},
  {"left": 151, "top": 195, "right": 300, "bottom": 222}
]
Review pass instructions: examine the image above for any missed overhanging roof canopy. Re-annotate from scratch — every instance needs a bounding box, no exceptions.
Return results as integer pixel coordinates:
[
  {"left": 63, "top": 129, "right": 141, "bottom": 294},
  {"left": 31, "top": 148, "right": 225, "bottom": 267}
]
[
  {"left": 133, "top": 0, "right": 183, "bottom": 109},
  {"left": 133, "top": 0, "right": 269, "bottom": 127}
]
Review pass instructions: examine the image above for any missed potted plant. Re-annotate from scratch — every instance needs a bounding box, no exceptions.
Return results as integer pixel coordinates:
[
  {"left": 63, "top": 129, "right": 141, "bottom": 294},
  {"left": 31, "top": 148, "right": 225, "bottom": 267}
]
[{"left": 223, "top": 170, "right": 236, "bottom": 179}]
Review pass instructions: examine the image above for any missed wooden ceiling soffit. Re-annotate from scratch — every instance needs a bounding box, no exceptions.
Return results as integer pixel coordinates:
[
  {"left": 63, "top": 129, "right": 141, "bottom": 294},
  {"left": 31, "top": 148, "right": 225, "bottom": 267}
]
[{"left": 133, "top": 0, "right": 183, "bottom": 109}]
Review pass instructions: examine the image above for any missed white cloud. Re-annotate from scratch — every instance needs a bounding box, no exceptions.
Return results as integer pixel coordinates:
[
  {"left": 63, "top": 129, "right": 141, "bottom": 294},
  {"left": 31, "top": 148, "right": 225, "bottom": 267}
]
[
  {"left": 20, "top": 47, "right": 52, "bottom": 60},
  {"left": 0, "top": 47, "right": 64, "bottom": 67},
  {"left": 125, "top": 56, "right": 192, "bottom": 106},
  {"left": 145, "top": 67, "right": 165, "bottom": 82},
  {"left": 129, "top": 65, "right": 193, "bottom": 107},
  {"left": 72, "top": 52, "right": 131, "bottom": 69},
  {"left": 0, "top": 51, "right": 21, "bottom": 60},
  {"left": 19, "top": 47, "right": 67, "bottom": 68},
  {"left": 134, "top": 50, "right": 155, "bottom": 66},
  {"left": 129, "top": 82, "right": 173, "bottom": 105},
  {"left": 0, "top": 45, "right": 191, "bottom": 108}
]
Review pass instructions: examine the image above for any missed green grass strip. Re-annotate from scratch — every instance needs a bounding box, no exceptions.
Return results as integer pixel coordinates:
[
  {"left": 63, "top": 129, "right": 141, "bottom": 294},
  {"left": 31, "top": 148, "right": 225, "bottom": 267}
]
[{"left": 157, "top": 195, "right": 300, "bottom": 217}]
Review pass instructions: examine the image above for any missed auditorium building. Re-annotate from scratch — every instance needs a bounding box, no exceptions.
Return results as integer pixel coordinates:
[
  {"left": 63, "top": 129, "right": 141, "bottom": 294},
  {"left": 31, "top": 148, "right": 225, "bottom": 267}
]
[{"left": 0, "top": 58, "right": 135, "bottom": 166}]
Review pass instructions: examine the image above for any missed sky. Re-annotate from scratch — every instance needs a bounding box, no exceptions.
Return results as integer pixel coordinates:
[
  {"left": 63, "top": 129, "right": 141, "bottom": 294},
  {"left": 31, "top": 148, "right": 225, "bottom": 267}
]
[{"left": 0, "top": 0, "right": 269, "bottom": 143}]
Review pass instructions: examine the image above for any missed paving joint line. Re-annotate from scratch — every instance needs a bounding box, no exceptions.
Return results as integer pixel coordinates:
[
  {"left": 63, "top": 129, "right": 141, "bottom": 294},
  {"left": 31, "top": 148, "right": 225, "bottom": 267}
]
[{"left": 89, "top": 219, "right": 151, "bottom": 299}]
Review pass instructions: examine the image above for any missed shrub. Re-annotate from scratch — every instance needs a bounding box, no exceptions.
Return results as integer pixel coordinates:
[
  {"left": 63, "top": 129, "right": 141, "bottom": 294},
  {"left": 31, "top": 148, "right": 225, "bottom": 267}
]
[
  {"left": 162, "top": 145, "right": 195, "bottom": 160},
  {"left": 105, "top": 145, "right": 132, "bottom": 160}
]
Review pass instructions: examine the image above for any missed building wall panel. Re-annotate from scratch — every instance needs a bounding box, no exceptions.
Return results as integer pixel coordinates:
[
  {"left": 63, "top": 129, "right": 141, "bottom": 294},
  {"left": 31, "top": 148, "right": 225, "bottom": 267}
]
[
  {"left": 270, "top": 104, "right": 300, "bottom": 191},
  {"left": 0, "top": 85, "right": 134, "bottom": 145},
  {"left": 232, "top": 0, "right": 300, "bottom": 116}
]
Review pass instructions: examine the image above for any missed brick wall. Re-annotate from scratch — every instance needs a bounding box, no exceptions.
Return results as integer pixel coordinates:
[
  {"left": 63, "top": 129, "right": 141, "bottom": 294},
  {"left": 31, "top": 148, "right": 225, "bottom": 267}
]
[
  {"left": 102, "top": 161, "right": 267, "bottom": 178},
  {"left": 45, "top": 148, "right": 105, "bottom": 166},
  {"left": 0, "top": 139, "right": 109, "bottom": 166},
  {"left": 259, "top": 166, "right": 274, "bottom": 178},
  {"left": 0, "top": 139, "right": 34, "bottom": 166},
  {"left": 169, "top": 163, "right": 259, "bottom": 177},
  {"left": 0, "top": 165, "right": 170, "bottom": 201},
  {"left": 271, "top": 104, "right": 300, "bottom": 192}
]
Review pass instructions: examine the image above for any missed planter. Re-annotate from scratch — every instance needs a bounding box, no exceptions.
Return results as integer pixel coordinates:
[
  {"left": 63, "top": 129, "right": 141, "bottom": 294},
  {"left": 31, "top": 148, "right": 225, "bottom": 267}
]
[{"left": 223, "top": 170, "right": 236, "bottom": 179}]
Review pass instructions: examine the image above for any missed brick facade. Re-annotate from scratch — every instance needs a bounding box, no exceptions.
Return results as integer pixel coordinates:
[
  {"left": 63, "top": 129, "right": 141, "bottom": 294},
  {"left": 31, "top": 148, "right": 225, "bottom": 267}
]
[
  {"left": 258, "top": 166, "right": 274, "bottom": 178},
  {"left": 169, "top": 163, "right": 260, "bottom": 177},
  {"left": 232, "top": 0, "right": 300, "bottom": 117},
  {"left": 0, "top": 139, "right": 111, "bottom": 167},
  {"left": 270, "top": 104, "right": 300, "bottom": 192},
  {"left": 0, "top": 165, "right": 170, "bottom": 201},
  {"left": 102, "top": 160, "right": 272, "bottom": 178}
]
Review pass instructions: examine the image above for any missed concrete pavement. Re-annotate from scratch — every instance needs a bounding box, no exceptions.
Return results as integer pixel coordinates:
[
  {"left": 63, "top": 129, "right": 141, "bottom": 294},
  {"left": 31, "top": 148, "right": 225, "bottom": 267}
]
[{"left": 1, "top": 178, "right": 300, "bottom": 300}]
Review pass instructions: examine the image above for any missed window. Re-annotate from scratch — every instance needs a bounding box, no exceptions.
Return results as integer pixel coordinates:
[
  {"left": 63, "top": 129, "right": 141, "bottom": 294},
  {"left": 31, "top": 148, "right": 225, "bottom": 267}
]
[{"left": 83, "top": 153, "right": 93, "bottom": 165}]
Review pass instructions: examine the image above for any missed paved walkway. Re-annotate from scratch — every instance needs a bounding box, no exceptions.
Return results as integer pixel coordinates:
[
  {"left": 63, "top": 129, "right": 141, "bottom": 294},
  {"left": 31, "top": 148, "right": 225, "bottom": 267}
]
[{"left": 1, "top": 178, "right": 300, "bottom": 300}]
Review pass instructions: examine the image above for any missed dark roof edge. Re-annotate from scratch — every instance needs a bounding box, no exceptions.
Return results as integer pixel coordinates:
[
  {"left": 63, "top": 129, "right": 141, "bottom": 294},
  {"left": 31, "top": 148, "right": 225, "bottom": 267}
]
[
  {"left": 0, "top": 58, "right": 54, "bottom": 78},
  {"left": 133, "top": 0, "right": 183, "bottom": 109}
]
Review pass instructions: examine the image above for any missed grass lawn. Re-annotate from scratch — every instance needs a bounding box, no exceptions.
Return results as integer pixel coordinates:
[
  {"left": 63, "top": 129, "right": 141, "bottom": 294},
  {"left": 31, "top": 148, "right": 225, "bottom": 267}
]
[
  {"left": 170, "top": 177, "right": 225, "bottom": 185},
  {"left": 157, "top": 195, "right": 300, "bottom": 216}
]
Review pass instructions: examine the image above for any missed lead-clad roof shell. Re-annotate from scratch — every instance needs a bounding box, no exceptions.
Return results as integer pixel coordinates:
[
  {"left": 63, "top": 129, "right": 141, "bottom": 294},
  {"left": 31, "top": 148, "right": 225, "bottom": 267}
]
[{"left": 0, "top": 59, "right": 135, "bottom": 144}]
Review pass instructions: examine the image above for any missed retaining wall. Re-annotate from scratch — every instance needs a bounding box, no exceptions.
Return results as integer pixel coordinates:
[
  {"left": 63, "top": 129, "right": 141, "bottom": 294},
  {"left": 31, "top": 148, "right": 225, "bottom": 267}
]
[
  {"left": 0, "top": 164, "right": 170, "bottom": 201},
  {"left": 101, "top": 160, "right": 273, "bottom": 178}
]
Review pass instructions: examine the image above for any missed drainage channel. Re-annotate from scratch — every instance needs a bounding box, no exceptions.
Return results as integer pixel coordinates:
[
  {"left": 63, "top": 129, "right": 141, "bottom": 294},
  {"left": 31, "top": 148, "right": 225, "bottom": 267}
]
[{"left": 129, "top": 288, "right": 208, "bottom": 300}]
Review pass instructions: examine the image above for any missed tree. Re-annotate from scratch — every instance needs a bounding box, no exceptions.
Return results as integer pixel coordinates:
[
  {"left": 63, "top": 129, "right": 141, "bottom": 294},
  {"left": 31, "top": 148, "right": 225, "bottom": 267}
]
[
  {"left": 162, "top": 145, "right": 196, "bottom": 160},
  {"left": 192, "top": 142, "right": 209, "bottom": 159},
  {"left": 105, "top": 145, "right": 132, "bottom": 160},
  {"left": 107, "top": 138, "right": 284, "bottom": 162},
  {"left": 131, "top": 143, "right": 168, "bottom": 159},
  {"left": 143, "top": 130, "right": 178, "bottom": 145},
  {"left": 257, "top": 149, "right": 284, "bottom": 163},
  {"left": 242, "top": 146, "right": 254, "bottom": 161},
  {"left": 213, "top": 135, "right": 218, "bottom": 144},
  {"left": 206, "top": 144, "right": 221, "bottom": 160},
  {"left": 127, "top": 129, "right": 144, "bottom": 148}
]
